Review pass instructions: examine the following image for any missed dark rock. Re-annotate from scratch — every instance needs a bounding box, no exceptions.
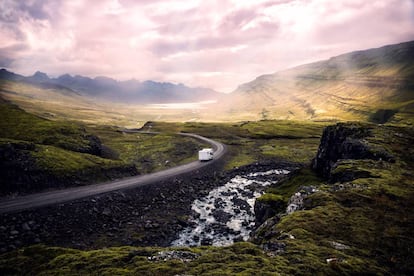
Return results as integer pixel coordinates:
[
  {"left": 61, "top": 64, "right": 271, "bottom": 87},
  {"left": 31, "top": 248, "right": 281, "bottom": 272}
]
[
  {"left": 102, "top": 208, "right": 111, "bottom": 216},
  {"left": 263, "top": 241, "right": 286, "bottom": 255},
  {"left": 21, "top": 223, "right": 31, "bottom": 231},
  {"left": 214, "top": 198, "right": 225, "bottom": 209},
  {"left": 254, "top": 198, "right": 285, "bottom": 225},
  {"left": 200, "top": 238, "right": 213, "bottom": 246},
  {"left": 233, "top": 236, "right": 244, "bottom": 242},
  {"left": 212, "top": 210, "right": 232, "bottom": 223},
  {"left": 231, "top": 198, "right": 251, "bottom": 211},
  {"left": 312, "top": 123, "right": 394, "bottom": 180}
]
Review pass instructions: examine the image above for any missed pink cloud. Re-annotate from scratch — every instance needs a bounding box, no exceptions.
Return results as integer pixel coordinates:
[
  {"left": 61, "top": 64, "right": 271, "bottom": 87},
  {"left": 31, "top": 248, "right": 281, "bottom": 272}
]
[{"left": 0, "top": 0, "right": 413, "bottom": 92}]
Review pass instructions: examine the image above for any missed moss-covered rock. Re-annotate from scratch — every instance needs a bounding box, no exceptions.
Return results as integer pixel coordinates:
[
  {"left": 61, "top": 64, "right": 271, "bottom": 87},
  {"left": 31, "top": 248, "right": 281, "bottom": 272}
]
[
  {"left": 312, "top": 123, "right": 394, "bottom": 178},
  {"left": 255, "top": 193, "right": 285, "bottom": 225}
]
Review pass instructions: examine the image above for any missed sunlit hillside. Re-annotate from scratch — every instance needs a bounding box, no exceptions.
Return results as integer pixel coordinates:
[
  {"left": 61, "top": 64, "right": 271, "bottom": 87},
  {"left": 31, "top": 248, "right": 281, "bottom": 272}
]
[{"left": 223, "top": 41, "right": 414, "bottom": 123}]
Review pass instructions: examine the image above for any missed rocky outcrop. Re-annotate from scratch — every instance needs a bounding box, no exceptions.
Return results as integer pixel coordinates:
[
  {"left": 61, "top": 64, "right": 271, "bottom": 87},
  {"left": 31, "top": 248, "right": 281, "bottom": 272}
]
[
  {"left": 312, "top": 123, "right": 394, "bottom": 181},
  {"left": 254, "top": 196, "right": 285, "bottom": 226},
  {"left": 251, "top": 123, "right": 396, "bottom": 246}
]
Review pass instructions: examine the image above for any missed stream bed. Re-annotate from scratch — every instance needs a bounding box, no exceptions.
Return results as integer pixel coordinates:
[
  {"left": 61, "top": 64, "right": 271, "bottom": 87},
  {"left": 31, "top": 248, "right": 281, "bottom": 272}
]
[{"left": 171, "top": 168, "right": 290, "bottom": 247}]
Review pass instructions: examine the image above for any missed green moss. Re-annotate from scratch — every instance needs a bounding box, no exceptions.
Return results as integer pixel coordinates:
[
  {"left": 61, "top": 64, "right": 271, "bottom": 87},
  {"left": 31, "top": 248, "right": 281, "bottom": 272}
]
[
  {"left": 265, "top": 168, "right": 323, "bottom": 201},
  {"left": 257, "top": 193, "right": 284, "bottom": 202},
  {"left": 0, "top": 100, "right": 94, "bottom": 153},
  {"left": 88, "top": 126, "right": 209, "bottom": 173},
  {"left": 32, "top": 145, "right": 125, "bottom": 175}
]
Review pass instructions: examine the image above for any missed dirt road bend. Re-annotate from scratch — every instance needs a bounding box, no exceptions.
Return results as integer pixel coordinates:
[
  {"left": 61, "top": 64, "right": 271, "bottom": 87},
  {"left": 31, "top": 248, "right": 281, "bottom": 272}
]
[{"left": 0, "top": 133, "right": 226, "bottom": 214}]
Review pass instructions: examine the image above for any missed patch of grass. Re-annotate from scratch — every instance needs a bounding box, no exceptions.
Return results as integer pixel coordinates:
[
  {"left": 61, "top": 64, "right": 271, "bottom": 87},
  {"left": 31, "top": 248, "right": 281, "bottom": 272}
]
[
  {"left": 87, "top": 125, "right": 209, "bottom": 173},
  {"left": 0, "top": 98, "right": 95, "bottom": 153},
  {"left": 145, "top": 120, "right": 326, "bottom": 169},
  {"left": 266, "top": 168, "right": 323, "bottom": 202},
  {"left": 257, "top": 193, "right": 284, "bottom": 203},
  {"left": 0, "top": 243, "right": 280, "bottom": 275},
  {"left": 31, "top": 145, "right": 126, "bottom": 176}
]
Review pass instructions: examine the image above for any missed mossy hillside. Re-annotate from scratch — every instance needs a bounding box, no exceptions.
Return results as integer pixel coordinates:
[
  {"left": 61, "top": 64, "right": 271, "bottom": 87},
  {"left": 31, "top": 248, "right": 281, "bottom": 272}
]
[
  {"left": 0, "top": 98, "right": 97, "bottom": 154},
  {"left": 146, "top": 120, "right": 325, "bottom": 140},
  {"left": 32, "top": 145, "right": 127, "bottom": 176},
  {"left": 254, "top": 123, "right": 414, "bottom": 274},
  {"left": 0, "top": 242, "right": 375, "bottom": 275},
  {"left": 0, "top": 138, "right": 133, "bottom": 194}
]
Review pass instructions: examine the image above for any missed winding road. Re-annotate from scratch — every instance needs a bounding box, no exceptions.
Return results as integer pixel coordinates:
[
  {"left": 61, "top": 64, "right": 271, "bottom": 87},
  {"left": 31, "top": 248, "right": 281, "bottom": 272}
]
[{"left": 0, "top": 133, "right": 226, "bottom": 214}]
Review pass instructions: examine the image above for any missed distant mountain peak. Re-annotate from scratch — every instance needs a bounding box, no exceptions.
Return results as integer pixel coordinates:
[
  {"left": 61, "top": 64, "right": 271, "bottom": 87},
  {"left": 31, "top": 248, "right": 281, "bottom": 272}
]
[{"left": 31, "top": 71, "right": 49, "bottom": 82}]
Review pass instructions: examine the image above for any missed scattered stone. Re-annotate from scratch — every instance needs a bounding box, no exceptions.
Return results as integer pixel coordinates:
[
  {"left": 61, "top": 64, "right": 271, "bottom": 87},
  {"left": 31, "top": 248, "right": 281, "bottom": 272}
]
[
  {"left": 326, "top": 257, "right": 346, "bottom": 264},
  {"left": 330, "top": 241, "right": 350, "bottom": 250},
  {"left": 263, "top": 242, "right": 286, "bottom": 255},
  {"left": 231, "top": 198, "right": 251, "bottom": 211},
  {"left": 102, "top": 208, "right": 111, "bottom": 216},
  {"left": 172, "top": 166, "right": 293, "bottom": 247},
  {"left": 286, "top": 186, "right": 318, "bottom": 214},
  {"left": 21, "top": 223, "right": 31, "bottom": 231},
  {"left": 278, "top": 233, "right": 295, "bottom": 240},
  {"left": 200, "top": 238, "right": 213, "bottom": 246},
  {"left": 148, "top": 250, "right": 199, "bottom": 262},
  {"left": 212, "top": 210, "right": 232, "bottom": 223}
]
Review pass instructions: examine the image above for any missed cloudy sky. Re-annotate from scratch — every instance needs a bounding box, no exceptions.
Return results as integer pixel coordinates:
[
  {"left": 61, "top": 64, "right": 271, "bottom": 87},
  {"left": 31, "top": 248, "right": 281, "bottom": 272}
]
[{"left": 1, "top": 0, "right": 413, "bottom": 92}]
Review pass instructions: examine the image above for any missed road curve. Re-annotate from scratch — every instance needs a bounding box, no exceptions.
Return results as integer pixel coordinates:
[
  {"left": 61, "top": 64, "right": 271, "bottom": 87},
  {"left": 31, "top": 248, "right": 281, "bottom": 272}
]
[{"left": 0, "top": 133, "right": 226, "bottom": 214}]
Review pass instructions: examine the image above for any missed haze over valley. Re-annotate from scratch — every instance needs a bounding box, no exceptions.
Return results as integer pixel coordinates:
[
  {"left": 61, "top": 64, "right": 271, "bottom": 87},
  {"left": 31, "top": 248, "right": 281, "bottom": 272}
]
[
  {"left": 1, "top": 0, "right": 414, "bottom": 275},
  {"left": 2, "top": 40, "right": 414, "bottom": 125}
]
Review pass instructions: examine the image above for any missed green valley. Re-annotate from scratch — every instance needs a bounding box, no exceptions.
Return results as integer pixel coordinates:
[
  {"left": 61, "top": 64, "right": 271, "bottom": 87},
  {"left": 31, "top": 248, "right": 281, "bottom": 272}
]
[{"left": 1, "top": 40, "right": 414, "bottom": 275}]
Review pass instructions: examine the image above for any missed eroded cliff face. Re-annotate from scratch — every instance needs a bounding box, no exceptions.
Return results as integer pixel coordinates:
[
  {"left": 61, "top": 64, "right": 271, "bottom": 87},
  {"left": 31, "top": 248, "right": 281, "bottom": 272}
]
[{"left": 311, "top": 123, "right": 394, "bottom": 181}]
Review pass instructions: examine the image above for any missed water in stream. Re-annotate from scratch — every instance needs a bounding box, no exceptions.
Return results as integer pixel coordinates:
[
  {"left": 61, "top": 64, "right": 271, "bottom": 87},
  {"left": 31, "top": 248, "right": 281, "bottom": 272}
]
[{"left": 171, "top": 169, "right": 290, "bottom": 247}]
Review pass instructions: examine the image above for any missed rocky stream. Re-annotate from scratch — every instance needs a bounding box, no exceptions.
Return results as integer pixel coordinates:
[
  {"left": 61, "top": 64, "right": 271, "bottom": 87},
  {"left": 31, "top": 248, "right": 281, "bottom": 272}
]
[{"left": 0, "top": 160, "right": 298, "bottom": 253}]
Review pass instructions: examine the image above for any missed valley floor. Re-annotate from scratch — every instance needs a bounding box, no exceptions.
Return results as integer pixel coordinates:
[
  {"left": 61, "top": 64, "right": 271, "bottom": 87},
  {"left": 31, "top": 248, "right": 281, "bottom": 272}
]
[{"left": 1, "top": 122, "right": 413, "bottom": 275}]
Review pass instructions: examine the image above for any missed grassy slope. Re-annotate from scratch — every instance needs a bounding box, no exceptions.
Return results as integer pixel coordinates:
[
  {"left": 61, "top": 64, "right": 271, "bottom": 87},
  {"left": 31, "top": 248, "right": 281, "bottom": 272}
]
[
  {"left": 0, "top": 98, "right": 206, "bottom": 194},
  {"left": 87, "top": 125, "right": 208, "bottom": 173},
  {"left": 144, "top": 120, "right": 326, "bottom": 169},
  {"left": 226, "top": 41, "right": 414, "bottom": 123}
]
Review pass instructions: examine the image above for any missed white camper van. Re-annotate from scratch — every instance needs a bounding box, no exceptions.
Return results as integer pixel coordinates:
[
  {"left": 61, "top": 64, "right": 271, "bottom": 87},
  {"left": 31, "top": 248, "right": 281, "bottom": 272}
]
[{"left": 198, "top": 148, "right": 214, "bottom": 161}]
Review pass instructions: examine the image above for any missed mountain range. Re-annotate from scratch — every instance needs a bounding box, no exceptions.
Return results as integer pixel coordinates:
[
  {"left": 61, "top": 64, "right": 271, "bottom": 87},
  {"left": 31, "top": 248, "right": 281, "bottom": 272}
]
[{"left": 0, "top": 69, "right": 220, "bottom": 104}]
